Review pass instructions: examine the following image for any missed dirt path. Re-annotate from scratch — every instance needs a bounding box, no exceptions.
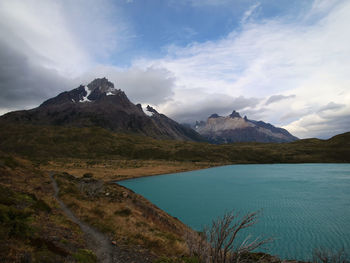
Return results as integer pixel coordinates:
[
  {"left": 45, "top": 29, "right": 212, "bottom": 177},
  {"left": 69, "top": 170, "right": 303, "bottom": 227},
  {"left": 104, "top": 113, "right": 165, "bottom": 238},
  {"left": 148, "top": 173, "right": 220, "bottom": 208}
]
[{"left": 50, "top": 172, "right": 113, "bottom": 263}]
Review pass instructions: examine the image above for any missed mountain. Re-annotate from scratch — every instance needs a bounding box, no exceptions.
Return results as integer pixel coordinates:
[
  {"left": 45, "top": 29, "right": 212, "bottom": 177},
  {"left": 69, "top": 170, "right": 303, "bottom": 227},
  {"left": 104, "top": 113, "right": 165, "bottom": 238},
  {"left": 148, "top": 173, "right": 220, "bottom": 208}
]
[
  {"left": 0, "top": 78, "right": 203, "bottom": 142},
  {"left": 194, "top": 110, "right": 298, "bottom": 143}
]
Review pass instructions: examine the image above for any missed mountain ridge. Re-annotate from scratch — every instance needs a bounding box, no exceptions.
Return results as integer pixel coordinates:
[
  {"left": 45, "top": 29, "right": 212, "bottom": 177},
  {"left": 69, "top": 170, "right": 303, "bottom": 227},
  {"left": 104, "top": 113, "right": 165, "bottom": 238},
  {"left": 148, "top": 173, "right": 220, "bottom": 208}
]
[
  {"left": 0, "top": 78, "right": 204, "bottom": 142},
  {"left": 194, "top": 110, "right": 298, "bottom": 143}
]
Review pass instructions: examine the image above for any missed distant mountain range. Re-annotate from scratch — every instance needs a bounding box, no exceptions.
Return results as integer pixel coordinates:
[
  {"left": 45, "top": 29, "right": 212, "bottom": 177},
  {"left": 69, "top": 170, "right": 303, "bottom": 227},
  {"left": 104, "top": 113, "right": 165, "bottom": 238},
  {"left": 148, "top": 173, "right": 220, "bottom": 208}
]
[
  {"left": 0, "top": 78, "right": 298, "bottom": 144},
  {"left": 0, "top": 78, "right": 203, "bottom": 142},
  {"left": 193, "top": 110, "right": 298, "bottom": 143}
]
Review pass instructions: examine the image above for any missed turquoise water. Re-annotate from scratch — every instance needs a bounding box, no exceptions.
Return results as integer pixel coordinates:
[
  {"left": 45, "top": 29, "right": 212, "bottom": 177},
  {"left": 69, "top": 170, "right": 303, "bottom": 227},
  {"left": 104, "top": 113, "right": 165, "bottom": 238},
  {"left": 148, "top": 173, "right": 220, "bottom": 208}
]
[{"left": 119, "top": 164, "right": 350, "bottom": 261}]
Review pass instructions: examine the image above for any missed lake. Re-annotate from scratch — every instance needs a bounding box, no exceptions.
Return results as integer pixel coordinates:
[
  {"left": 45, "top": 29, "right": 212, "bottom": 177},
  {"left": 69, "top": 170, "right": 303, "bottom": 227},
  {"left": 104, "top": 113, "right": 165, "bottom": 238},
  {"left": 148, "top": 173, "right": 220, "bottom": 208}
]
[{"left": 119, "top": 164, "right": 350, "bottom": 261}]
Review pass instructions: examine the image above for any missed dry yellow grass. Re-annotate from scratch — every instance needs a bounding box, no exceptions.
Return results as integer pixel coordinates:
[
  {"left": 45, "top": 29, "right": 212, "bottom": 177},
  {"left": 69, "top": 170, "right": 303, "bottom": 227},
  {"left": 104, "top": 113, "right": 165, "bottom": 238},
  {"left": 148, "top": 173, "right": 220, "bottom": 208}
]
[
  {"left": 35, "top": 157, "right": 223, "bottom": 258},
  {"left": 40, "top": 158, "right": 224, "bottom": 182},
  {"left": 54, "top": 171, "right": 192, "bottom": 257}
]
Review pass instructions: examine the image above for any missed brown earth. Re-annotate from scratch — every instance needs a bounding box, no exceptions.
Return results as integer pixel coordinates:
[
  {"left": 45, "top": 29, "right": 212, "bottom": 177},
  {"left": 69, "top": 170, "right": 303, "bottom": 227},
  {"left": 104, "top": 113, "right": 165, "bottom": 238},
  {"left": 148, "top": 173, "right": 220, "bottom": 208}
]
[
  {"left": 0, "top": 153, "right": 309, "bottom": 263},
  {"left": 39, "top": 158, "right": 221, "bottom": 182}
]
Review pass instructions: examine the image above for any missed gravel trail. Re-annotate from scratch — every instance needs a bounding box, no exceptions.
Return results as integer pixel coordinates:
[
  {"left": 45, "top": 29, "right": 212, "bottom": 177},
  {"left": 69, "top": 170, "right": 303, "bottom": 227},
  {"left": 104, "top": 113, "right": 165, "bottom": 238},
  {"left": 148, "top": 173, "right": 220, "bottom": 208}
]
[{"left": 50, "top": 172, "right": 113, "bottom": 263}]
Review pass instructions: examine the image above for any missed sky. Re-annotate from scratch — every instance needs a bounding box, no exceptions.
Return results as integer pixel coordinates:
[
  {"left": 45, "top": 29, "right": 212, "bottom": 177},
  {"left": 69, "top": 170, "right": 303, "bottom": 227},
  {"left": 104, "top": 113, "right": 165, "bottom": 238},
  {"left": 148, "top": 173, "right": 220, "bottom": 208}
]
[{"left": 0, "top": 0, "right": 349, "bottom": 139}]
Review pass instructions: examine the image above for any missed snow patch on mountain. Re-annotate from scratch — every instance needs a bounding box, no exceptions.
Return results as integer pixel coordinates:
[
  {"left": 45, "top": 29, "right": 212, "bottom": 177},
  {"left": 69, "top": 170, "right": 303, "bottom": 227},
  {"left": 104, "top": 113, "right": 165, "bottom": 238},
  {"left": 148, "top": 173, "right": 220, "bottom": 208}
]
[{"left": 80, "top": 86, "right": 91, "bottom": 102}]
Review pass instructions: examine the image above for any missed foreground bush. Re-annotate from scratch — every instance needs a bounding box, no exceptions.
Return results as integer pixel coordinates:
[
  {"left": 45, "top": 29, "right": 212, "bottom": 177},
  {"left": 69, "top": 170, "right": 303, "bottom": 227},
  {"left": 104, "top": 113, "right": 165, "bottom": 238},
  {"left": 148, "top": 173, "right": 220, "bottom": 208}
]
[
  {"left": 185, "top": 210, "right": 272, "bottom": 263},
  {"left": 313, "top": 248, "right": 349, "bottom": 263}
]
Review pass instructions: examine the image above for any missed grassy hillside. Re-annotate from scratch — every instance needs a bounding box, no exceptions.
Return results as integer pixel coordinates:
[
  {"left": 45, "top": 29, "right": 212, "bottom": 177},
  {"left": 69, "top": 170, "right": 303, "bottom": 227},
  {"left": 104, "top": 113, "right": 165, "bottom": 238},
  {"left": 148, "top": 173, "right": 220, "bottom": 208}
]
[
  {"left": 0, "top": 152, "right": 197, "bottom": 262},
  {"left": 1, "top": 125, "right": 347, "bottom": 262},
  {"left": 0, "top": 124, "right": 349, "bottom": 163},
  {"left": 0, "top": 154, "right": 94, "bottom": 262}
]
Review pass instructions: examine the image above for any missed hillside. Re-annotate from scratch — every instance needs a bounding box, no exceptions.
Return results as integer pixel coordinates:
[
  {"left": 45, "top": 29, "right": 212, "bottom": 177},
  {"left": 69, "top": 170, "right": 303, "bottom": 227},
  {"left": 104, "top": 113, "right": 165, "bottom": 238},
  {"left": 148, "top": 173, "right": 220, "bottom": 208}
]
[
  {"left": 0, "top": 153, "right": 196, "bottom": 262},
  {"left": 0, "top": 124, "right": 349, "bottom": 164},
  {"left": 1, "top": 123, "right": 348, "bottom": 262}
]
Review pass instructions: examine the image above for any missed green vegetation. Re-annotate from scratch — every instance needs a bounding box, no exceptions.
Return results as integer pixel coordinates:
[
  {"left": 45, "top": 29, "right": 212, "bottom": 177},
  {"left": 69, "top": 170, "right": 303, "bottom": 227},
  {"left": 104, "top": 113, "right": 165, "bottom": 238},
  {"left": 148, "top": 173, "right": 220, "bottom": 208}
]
[
  {"left": 0, "top": 156, "right": 96, "bottom": 262},
  {"left": 72, "top": 249, "right": 97, "bottom": 263},
  {"left": 0, "top": 185, "right": 43, "bottom": 240},
  {"left": 0, "top": 204, "right": 33, "bottom": 239},
  {"left": 0, "top": 124, "right": 349, "bottom": 163}
]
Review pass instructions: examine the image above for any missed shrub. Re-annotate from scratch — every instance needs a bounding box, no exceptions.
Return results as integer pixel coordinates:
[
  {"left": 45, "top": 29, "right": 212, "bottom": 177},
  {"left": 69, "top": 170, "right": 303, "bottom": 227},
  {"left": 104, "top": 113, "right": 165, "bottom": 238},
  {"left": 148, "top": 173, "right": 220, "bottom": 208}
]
[
  {"left": 1, "top": 156, "right": 20, "bottom": 168},
  {"left": 114, "top": 208, "right": 132, "bottom": 217},
  {"left": 32, "top": 199, "right": 52, "bottom": 213},
  {"left": 83, "top": 173, "right": 93, "bottom": 178},
  {"left": 185, "top": 210, "right": 272, "bottom": 263},
  {"left": 0, "top": 204, "right": 32, "bottom": 239},
  {"left": 72, "top": 249, "right": 97, "bottom": 263}
]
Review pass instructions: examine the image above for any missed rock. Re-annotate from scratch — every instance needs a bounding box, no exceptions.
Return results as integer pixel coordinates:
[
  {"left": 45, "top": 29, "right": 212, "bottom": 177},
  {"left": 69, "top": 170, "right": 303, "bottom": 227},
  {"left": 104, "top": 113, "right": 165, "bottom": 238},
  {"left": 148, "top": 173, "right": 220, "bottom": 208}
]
[
  {"left": 146, "top": 105, "right": 158, "bottom": 115},
  {"left": 78, "top": 178, "right": 104, "bottom": 197},
  {"left": 229, "top": 110, "right": 241, "bottom": 118},
  {"left": 136, "top": 103, "right": 143, "bottom": 111},
  {"left": 209, "top": 113, "right": 220, "bottom": 118},
  {"left": 195, "top": 109, "right": 298, "bottom": 143}
]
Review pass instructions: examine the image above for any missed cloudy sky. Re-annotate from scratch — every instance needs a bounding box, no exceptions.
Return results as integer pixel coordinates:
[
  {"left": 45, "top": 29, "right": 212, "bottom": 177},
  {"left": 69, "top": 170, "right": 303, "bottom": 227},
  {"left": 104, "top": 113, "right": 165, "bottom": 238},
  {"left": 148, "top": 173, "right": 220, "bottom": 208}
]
[{"left": 0, "top": 0, "right": 349, "bottom": 139}]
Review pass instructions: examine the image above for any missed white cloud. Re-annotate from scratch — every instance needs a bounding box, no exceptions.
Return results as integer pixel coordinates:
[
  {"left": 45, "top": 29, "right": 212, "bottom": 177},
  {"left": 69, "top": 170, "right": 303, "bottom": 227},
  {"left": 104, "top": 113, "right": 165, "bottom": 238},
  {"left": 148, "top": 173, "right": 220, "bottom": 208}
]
[
  {"left": 77, "top": 65, "right": 176, "bottom": 105},
  {"left": 134, "top": 0, "right": 350, "bottom": 138},
  {"left": 176, "top": 0, "right": 232, "bottom": 7},
  {"left": 0, "top": 0, "right": 132, "bottom": 113},
  {"left": 0, "top": 0, "right": 130, "bottom": 77},
  {"left": 265, "top": 94, "right": 296, "bottom": 105},
  {"left": 241, "top": 3, "right": 260, "bottom": 24}
]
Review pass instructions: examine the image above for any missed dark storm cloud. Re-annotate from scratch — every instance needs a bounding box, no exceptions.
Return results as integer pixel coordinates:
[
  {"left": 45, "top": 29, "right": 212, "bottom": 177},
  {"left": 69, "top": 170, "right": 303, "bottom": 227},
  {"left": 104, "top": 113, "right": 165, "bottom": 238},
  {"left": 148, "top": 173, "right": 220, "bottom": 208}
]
[
  {"left": 265, "top": 94, "right": 296, "bottom": 105},
  {"left": 0, "top": 42, "right": 72, "bottom": 113}
]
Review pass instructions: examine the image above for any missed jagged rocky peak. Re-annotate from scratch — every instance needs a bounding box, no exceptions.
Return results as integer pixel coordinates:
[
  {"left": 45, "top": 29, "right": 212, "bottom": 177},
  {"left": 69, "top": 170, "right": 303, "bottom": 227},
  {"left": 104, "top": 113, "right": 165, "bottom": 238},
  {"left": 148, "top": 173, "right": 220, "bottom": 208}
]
[
  {"left": 146, "top": 105, "right": 159, "bottom": 115},
  {"left": 87, "top": 77, "right": 115, "bottom": 93},
  {"left": 2, "top": 78, "right": 204, "bottom": 142},
  {"left": 39, "top": 77, "right": 128, "bottom": 107},
  {"left": 136, "top": 103, "right": 143, "bottom": 111},
  {"left": 209, "top": 113, "right": 221, "bottom": 118},
  {"left": 194, "top": 108, "right": 298, "bottom": 143},
  {"left": 229, "top": 110, "right": 241, "bottom": 118},
  {"left": 83, "top": 77, "right": 124, "bottom": 101}
]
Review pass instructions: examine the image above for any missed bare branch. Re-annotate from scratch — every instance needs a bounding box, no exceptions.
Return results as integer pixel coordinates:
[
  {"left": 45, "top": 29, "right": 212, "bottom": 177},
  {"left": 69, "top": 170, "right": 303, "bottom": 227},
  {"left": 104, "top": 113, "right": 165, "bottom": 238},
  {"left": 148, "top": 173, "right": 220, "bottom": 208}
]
[
  {"left": 184, "top": 210, "right": 273, "bottom": 263},
  {"left": 313, "top": 247, "right": 350, "bottom": 263}
]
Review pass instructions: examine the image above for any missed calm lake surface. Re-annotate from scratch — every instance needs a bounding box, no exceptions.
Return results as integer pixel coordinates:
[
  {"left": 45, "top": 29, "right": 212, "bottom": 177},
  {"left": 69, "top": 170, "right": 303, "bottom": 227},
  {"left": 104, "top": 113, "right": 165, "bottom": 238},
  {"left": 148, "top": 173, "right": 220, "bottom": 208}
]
[{"left": 119, "top": 164, "right": 350, "bottom": 261}]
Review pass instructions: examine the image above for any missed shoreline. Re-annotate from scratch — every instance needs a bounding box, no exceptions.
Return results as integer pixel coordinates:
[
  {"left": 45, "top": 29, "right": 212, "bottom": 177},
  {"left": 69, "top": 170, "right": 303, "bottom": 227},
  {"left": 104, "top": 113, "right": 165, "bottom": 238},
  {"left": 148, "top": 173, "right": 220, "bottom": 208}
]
[
  {"left": 112, "top": 163, "right": 226, "bottom": 182},
  {"left": 40, "top": 160, "right": 350, "bottom": 262},
  {"left": 114, "top": 163, "right": 350, "bottom": 263},
  {"left": 113, "top": 162, "right": 350, "bottom": 183}
]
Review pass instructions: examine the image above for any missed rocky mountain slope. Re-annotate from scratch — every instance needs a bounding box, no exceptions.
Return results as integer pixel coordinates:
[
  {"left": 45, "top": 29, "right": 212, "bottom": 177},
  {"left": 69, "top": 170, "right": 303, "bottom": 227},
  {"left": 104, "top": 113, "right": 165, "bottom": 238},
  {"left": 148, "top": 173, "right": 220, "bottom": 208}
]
[
  {"left": 0, "top": 78, "right": 203, "bottom": 142},
  {"left": 195, "top": 110, "right": 298, "bottom": 143}
]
